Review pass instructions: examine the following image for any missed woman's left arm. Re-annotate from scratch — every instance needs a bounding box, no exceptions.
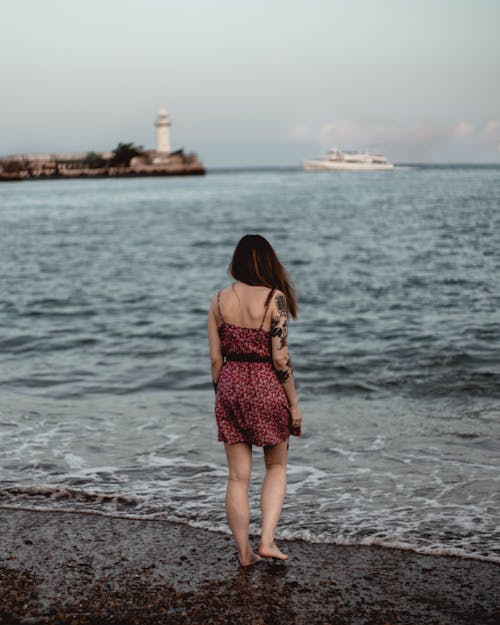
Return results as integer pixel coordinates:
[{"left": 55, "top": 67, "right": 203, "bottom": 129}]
[
  {"left": 208, "top": 296, "right": 224, "bottom": 391},
  {"left": 270, "top": 291, "right": 303, "bottom": 430}
]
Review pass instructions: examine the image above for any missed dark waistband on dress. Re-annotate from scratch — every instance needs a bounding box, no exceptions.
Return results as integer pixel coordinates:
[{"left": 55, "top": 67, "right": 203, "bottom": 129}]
[{"left": 225, "top": 353, "right": 271, "bottom": 363}]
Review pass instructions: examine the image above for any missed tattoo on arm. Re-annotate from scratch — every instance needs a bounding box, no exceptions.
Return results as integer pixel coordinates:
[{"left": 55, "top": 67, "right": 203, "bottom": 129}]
[
  {"left": 272, "top": 292, "right": 288, "bottom": 350},
  {"left": 275, "top": 368, "right": 290, "bottom": 384},
  {"left": 272, "top": 294, "right": 292, "bottom": 383},
  {"left": 271, "top": 315, "right": 288, "bottom": 350},
  {"left": 271, "top": 315, "right": 280, "bottom": 336},
  {"left": 275, "top": 357, "right": 292, "bottom": 384},
  {"left": 275, "top": 293, "right": 287, "bottom": 317}
]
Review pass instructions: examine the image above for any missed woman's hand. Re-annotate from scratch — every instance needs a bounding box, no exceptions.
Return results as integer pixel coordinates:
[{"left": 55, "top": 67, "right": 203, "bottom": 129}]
[{"left": 289, "top": 404, "right": 303, "bottom": 430}]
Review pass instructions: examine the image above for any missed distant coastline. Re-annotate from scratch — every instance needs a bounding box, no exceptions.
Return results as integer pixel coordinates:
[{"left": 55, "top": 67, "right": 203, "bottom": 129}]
[
  {"left": 0, "top": 109, "right": 205, "bottom": 181},
  {"left": 0, "top": 147, "right": 205, "bottom": 182}
]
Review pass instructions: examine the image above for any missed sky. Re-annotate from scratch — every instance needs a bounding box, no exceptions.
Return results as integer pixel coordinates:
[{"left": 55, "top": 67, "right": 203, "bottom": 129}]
[{"left": 1, "top": 0, "right": 499, "bottom": 166}]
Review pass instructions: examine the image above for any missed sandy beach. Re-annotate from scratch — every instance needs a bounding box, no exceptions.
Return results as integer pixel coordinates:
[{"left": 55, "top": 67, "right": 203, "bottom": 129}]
[{"left": 0, "top": 507, "right": 497, "bottom": 624}]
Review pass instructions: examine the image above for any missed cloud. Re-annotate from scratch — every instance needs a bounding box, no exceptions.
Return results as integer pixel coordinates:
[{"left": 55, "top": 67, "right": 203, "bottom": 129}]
[
  {"left": 482, "top": 120, "right": 500, "bottom": 139},
  {"left": 287, "top": 120, "right": 500, "bottom": 161},
  {"left": 317, "top": 120, "right": 479, "bottom": 160},
  {"left": 452, "top": 122, "right": 474, "bottom": 139},
  {"left": 482, "top": 120, "right": 500, "bottom": 151}
]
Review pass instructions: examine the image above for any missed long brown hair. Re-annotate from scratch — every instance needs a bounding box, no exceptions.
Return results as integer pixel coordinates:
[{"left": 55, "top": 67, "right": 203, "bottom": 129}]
[{"left": 228, "top": 234, "right": 298, "bottom": 319}]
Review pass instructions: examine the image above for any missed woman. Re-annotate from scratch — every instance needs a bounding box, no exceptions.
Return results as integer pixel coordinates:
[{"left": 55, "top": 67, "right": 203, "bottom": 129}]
[{"left": 208, "top": 234, "right": 303, "bottom": 566}]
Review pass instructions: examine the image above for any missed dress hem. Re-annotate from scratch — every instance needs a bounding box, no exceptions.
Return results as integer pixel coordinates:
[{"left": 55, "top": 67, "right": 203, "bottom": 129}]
[{"left": 217, "top": 432, "right": 301, "bottom": 447}]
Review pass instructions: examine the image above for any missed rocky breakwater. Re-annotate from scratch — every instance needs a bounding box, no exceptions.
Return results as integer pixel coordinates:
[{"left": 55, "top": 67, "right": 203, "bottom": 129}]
[{"left": 0, "top": 145, "right": 205, "bottom": 181}]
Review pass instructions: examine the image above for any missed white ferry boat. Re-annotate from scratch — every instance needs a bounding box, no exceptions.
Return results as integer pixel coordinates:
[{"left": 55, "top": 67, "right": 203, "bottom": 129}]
[{"left": 303, "top": 148, "right": 394, "bottom": 171}]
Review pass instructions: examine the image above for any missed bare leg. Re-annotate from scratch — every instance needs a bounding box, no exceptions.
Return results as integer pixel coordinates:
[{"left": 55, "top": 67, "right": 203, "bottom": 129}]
[
  {"left": 224, "top": 442, "right": 261, "bottom": 566},
  {"left": 258, "top": 439, "right": 289, "bottom": 560}
]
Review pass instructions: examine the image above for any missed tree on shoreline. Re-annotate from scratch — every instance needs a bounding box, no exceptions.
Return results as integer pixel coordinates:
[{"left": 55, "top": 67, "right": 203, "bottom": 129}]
[
  {"left": 110, "top": 142, "right": 144, "bottom": 167},
  {"left": 84, "top": 152, "right": 107, "bottom": 168}
]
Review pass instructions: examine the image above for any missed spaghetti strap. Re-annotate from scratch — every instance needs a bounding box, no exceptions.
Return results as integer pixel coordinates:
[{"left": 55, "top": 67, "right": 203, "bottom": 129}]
[
  {"left": 259, "top": 288, "right": 275, "bottom": 329},
  {"left": 217, "top": 290, "right": 224, "bottom": 323}
]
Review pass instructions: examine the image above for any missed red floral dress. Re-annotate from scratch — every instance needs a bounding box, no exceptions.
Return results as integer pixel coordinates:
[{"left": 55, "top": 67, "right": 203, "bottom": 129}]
[{"left": 215, "top": 290, "right": 302, "bottom": 446}]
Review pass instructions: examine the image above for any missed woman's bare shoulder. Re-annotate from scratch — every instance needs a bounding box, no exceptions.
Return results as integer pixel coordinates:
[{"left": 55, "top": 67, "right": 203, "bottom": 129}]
[
  {"left": 215, "top": 284, "right": 235, "bottom": 300},
  {"left": 210, "top": 285, "right": 233, "bottom": 308},
  {"left": 211, "top": 284, "right": 230, "bottom": 295}
]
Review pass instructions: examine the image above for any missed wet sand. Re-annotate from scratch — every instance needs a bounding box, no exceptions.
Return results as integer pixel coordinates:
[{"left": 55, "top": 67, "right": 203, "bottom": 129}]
[{"left": 0, "top": 507, "right": 498, "bottom": 624}]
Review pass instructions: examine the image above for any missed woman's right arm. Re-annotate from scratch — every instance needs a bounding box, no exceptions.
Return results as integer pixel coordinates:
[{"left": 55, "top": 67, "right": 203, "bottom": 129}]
[
  {"left": 270, "top": 291, "right": 303, "bottom": 430},
  {"left": 208, "top": 296, "right": 223, "bottom": 390}
]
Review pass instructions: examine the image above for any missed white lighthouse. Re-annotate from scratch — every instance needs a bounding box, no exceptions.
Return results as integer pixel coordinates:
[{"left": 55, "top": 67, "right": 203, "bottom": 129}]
[{"left": 155, "top": 108, "right": 171, "bottom": 154}]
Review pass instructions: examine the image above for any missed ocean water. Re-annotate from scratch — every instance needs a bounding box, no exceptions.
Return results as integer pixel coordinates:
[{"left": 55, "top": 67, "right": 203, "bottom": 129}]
[{"left": 1, "top": 167, "right": 499, "bottom": 563}]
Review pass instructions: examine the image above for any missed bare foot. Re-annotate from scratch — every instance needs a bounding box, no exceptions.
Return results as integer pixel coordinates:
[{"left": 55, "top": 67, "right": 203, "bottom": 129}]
[
  {"left": 258, "top": 542, "right": 288, "bottom": 560},
  {"left": 239, "top": 550, "right": 262, "bottom": 567}
]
